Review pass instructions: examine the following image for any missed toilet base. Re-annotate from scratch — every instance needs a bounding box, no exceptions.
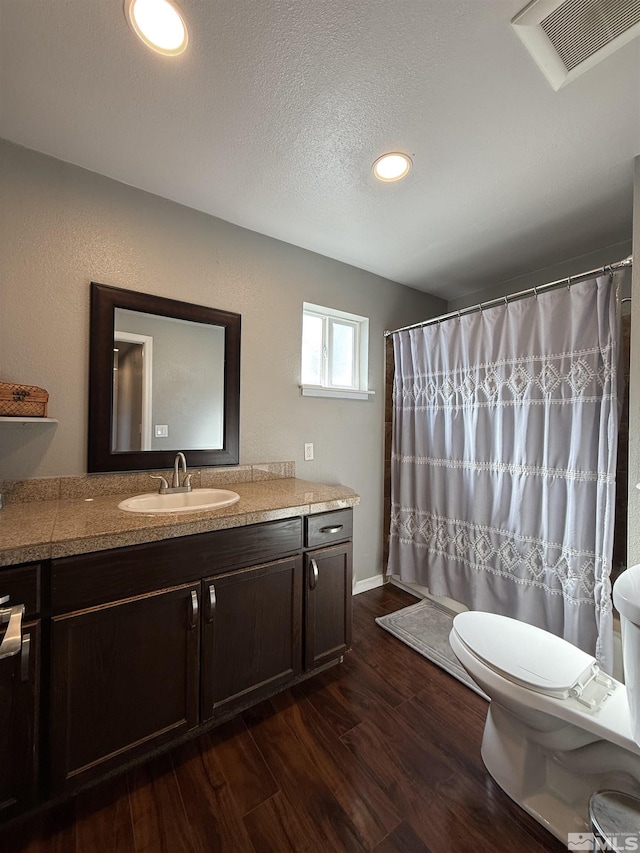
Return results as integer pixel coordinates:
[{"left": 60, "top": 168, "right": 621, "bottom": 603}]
[{"left": 481, "top": 703, "right": 640, "bottom": 844}]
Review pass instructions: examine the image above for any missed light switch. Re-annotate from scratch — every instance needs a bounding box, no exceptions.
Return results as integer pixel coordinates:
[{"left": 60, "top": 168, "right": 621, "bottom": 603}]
[{"left": 155, "top": 424, "right": 169, "bottom": 438}]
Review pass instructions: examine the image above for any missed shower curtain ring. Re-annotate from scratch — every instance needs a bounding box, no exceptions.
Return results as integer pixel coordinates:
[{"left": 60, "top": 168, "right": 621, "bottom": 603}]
[
  {"left": 504, "top": 296, "right": 509, "bottom": 306},
  {"left": 533, "top": 286, "right": 538, "bottom": 300}
]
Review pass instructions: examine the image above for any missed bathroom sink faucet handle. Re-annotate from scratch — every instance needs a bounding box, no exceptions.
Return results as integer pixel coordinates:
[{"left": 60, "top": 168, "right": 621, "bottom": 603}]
[
  {"left": 183, "top": 473, "right": 192, "bottom": 491},
  {"left": 150, "top": 475, "right": 169, "bottom": 494}
]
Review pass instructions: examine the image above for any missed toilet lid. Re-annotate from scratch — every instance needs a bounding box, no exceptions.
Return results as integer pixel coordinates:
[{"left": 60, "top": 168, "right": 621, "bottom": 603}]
[{"left": 452, "top": 611, "right": 597, "bottom": 698}]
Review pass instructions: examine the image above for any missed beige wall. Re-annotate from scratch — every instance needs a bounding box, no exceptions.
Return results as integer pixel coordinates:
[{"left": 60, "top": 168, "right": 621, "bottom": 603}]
[
  {"left": 0, "top": 139, "right": 445, "bottom": 584},
  {"left": 629, "top": 155, "right": 640, "bottom": 566},
  {"left": 447, "top": 239, "right": 632, "bottom": 313}
]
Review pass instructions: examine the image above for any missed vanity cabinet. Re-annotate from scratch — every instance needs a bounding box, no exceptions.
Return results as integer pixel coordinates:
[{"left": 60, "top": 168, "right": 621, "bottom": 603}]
[
  {"left": 7, "top": 507, "right": 352, "bottom": 806},
  {"left": 49, "top": 516, "right": 305, "bottom": 793},
  {"left": 201, "top": 556, "right": 303, "bottom": 720},
  {"left": 50, "top": 583, "right": 200, "bottom": 792},
  {"left": 0, "top": 564, "right": 41, "bottom": 820},
  {"left": 304, "top": 545, "right": 352, "bottom": 670},
  {"left": 303, "top": 510, "right": 353, "bottom": 670}
]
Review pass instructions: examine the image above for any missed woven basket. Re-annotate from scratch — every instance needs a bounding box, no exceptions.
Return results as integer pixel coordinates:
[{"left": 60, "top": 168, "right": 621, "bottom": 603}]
[{"left": 0, "top": 382, "right": 49, "bottom": 417}]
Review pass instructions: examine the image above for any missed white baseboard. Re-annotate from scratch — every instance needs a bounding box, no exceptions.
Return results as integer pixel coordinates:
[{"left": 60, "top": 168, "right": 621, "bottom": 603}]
[
  {"left": 388, "top": 575, "right": 466, "bottom": 614},
  {"left": 352, "top": 574, "right": 386, "bottom": 595},
  {"left": 388, "top": 576, "right": 425, "bottom": 599}
]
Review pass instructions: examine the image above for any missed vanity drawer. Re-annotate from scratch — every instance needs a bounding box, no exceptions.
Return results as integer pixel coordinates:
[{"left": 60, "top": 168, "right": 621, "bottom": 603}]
[
  {"left": 199, "top": 517, "right": 302, "bottom": 577},
  {"left": 305, "top": 509, "right": 353, "bottom": 549},
  {"left": 0, "top": 564, "right": 41, "bottom": 618}
]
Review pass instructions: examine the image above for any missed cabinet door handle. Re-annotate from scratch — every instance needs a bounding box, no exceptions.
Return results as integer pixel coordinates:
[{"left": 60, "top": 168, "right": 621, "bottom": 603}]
[
  {"left": 319, "top": 525, "right": 343, "bottom": 534},
  {"left": 20, "top": 634, "right": 30, "bottom": 682},
  {"left": 0, "top": 603, "right": 24, "bottom": 659},
  {"left": 310, "top": 559, "right": 319, "bottom": 590},
  {"left": 207, "top": 584, "right": 216, "bottom": 622},
  {"left": 189, "top": 590, "right": 199, "bottom": 629}
]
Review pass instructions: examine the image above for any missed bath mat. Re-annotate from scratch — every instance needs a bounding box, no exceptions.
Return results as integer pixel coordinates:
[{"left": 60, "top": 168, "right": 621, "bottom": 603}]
[{"left": 376, "top": 597, "right": 489, "bottom": 700}]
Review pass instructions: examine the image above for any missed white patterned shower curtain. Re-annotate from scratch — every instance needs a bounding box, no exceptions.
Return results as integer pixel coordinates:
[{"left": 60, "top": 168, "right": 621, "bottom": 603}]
[{"left": 388, "top": 273, "right": 622, "bottom": 673}]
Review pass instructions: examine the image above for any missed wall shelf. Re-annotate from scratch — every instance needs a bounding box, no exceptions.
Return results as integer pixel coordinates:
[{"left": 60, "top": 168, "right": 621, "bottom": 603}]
[{"left": 0, "top": 417, "right": 58, "bottom": 427}]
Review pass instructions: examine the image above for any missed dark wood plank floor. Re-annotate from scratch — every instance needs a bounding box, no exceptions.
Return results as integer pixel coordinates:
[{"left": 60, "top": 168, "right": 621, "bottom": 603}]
[{"left": 1, "top": 585, "right": 567, "bottom": 852}]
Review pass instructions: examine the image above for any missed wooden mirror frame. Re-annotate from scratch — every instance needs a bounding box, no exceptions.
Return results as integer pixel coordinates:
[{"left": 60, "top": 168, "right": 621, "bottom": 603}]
[{"left": 88, "top": 282, "right": 241, "bottom": 472}]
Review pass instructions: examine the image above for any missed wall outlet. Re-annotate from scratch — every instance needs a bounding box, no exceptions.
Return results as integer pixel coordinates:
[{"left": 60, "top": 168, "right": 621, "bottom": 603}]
[{"left": 304, "top": 442, "right": 314, "bottom": 461}]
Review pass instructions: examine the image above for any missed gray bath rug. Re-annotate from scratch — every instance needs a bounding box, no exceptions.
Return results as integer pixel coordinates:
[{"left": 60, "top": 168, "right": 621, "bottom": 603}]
[{"left": 376, "top": 597, "right": 489, "bottom": 700}]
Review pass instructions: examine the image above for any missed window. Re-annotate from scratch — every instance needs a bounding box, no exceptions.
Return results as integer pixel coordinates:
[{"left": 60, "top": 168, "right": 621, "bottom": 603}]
[{"left": 300, "top": 303, "right": 373, "bottom": 400}]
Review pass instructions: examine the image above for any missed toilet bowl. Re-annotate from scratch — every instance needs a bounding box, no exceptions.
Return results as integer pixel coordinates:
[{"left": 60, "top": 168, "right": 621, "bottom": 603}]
[{"left": 448, "top": 565, "right": 640, "bottom": 844}]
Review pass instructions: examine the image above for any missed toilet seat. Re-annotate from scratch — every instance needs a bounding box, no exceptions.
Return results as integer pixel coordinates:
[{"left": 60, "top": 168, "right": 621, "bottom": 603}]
[{"left": 452, "top": 611, "right": 597, "bottom": 699}]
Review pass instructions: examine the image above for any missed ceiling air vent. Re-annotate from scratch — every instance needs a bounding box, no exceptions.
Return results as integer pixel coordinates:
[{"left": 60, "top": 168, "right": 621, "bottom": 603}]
[{"left": 512, "top": 0, "right": 640, "bottom": 89}]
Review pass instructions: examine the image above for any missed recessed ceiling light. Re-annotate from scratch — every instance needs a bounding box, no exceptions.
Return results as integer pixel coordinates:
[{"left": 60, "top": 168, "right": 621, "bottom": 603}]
[
  {"left": 125, "top": 0, "right": 188, "bottom": 56},
  {"left": 373, "top": 152, "right": 412, "bottom": 182}
]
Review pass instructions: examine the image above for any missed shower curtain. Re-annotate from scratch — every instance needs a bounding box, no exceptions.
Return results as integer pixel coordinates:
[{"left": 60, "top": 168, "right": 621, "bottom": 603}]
[{"left": 388, "top": 273, "right": 621, "bottom": 673}]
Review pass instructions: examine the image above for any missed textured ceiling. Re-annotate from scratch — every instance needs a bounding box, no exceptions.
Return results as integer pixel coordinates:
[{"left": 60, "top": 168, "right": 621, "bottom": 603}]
[{"left": 0, "top": 0, "right": 638, "bottom": 298}]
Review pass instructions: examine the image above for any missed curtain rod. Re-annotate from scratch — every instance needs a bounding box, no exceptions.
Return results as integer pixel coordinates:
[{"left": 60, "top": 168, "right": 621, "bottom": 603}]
[{"left": 384, "top": 256, "right": 633, "bottom": 338}]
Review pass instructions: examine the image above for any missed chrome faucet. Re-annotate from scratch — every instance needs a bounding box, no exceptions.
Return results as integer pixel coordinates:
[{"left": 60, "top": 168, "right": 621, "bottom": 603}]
[
  {"left": 172, "top": 451, "right": 191, "bottom": 490},
  {"left": 150, "top": 452, "right": 192, "bottom": 494}
]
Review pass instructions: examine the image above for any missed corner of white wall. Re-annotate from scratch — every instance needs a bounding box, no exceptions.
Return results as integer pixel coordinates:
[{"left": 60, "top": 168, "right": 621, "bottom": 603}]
[{"left": 628, "top": 154, "right": 640, "bottom": 567}]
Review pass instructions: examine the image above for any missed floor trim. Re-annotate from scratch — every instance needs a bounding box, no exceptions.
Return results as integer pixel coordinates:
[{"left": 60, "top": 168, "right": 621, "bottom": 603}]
[
  {"left": 388, "top": 576, "right": 424, "bottom": 599},
  {"left": 353, "top": 574, "right": 386, "bottom": 595}
]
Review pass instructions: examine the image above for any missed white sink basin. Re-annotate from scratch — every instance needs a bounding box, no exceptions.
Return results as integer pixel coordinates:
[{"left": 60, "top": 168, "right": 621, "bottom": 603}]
[{"left": 118, "top": 488, "right": 240, "bottom": 514}]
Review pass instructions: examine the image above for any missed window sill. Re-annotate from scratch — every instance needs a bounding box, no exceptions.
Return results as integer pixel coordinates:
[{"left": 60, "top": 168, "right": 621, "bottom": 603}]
[{"left": 300, "top": 385, "right": 375, "bottom": 401}]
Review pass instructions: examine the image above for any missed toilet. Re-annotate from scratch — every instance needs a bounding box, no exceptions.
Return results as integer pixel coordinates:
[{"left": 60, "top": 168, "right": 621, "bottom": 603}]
[{"left": 448, "top": 564, "right": 640, "bottom": 844}]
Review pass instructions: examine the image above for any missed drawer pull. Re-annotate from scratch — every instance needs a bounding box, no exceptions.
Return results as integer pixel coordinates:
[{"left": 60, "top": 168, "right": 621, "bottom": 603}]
[
  {"left": 189, "top": 590, "right": 199, "bottom": 629},
  {"left": 319, "top": 525, "right": 343, "bottom": 534},
  {"left": 310, "top": 559, "right": 319, "bottom": 590},
  {"left": 20, "top": 634, "right": 31, "bottom": 682},
  {"left": 0, "top": 602, "right": 25, "bottom": 659},
  {"left": 207, "top": 584, "right": 216, "bottom": 622}
]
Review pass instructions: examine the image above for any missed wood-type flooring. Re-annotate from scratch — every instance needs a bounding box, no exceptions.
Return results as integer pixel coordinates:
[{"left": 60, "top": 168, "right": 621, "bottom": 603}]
[{"left": 1, "top": 584, "right": 567, "bottom": 852}]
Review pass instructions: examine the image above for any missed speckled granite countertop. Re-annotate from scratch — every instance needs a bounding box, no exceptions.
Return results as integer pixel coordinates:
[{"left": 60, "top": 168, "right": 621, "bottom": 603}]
[{"left": 0, "top": 478, "right": 360, "bottom": 567}]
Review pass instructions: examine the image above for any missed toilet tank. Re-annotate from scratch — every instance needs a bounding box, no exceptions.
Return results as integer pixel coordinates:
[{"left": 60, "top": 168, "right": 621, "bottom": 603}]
[{"left": 613, "top": 565, "right": 640, "bottom": 746}]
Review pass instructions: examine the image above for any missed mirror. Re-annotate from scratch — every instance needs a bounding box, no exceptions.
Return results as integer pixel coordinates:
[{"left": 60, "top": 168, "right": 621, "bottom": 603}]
[
  {"left": 89, "top": 282, "right": 241, "bottom": 472},
  {"left": 112, "top": 309, "right": 226, "bottom": 452}
]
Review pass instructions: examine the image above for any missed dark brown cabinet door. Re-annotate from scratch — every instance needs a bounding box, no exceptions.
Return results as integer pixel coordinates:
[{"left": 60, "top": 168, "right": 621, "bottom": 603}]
[
  {"left": 304, "top": 544, "right": 352, "bottom": 671},
  {"left": 201, "top": 557, "right": 302, "bottom": 721},
  {"left": 0, "top": 620, "right": 39, "bottom": 820},
  {"left": 51, "top": 583, "right": 200, "bottom": 792}
]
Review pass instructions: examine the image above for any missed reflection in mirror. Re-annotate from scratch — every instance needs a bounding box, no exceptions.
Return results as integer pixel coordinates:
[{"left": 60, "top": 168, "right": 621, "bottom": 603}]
[
  {"left": 89, "top": 282, "right": 241, "bottom": 473},
  {"left": 112, "top": 309, "right": 225, "bottom": 452}
]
